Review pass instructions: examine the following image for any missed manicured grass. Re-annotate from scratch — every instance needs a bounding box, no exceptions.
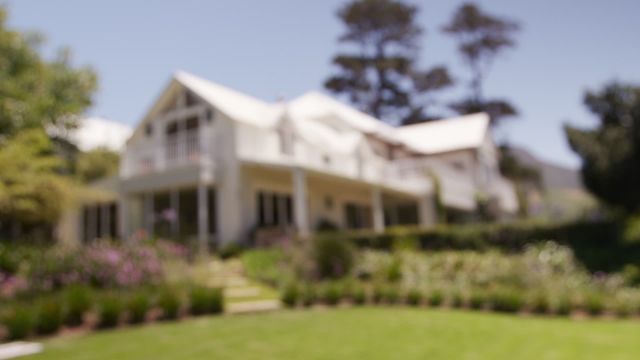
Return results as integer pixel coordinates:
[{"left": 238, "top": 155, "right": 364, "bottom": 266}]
[{"left": 26, "top": 308, "right": 640, "bottom": 360}]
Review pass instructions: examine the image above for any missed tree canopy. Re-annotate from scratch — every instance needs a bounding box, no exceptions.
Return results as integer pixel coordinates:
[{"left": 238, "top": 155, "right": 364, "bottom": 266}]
[
  {"left": 565, "top": 82, "right": 640, "bottom": 214},
  {"left": 443, "top": 2, "right": 519, "bottom": 125},
  {"left": 325, "top": 0, "right": 452, "bottom": 124},
  {"left": 76, "top": 147, "right": 120, "bottom": 183}
]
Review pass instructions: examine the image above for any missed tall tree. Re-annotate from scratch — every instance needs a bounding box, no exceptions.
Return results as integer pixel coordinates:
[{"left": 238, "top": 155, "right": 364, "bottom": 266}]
[
  {"left": 0, "top": 7, "right": 96, "bottom": 139},
  {"left": 443, "top": 2, "right": 519, "bottom": 125},
  {"left": 325, "top": 0, "right": 452, "bottom": 124},
  {"left": 565, "top": 82, "right": 640, "bottom": 215}
]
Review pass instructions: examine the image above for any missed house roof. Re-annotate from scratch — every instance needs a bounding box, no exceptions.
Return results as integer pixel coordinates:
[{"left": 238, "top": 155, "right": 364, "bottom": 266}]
[
  {"left": 70, "top": 117, "right": 133, "bottom": 152},
  {"left": 174, "top": 71, "right": 281, "bottom": 128},
  {"left": 395, "top": 113, "right": 490, "bottom": 154}
]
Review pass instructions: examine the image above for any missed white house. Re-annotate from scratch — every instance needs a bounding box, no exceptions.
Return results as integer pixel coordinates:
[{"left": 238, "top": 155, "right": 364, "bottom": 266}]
[{"left": 71, "top": 71, "right": 517, "bottom": 249}]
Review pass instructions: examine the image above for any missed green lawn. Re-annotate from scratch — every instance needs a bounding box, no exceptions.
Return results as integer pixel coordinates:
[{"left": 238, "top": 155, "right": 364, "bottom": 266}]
[{"left": 26, "top": 308, "right": 640, "bottom": 360}]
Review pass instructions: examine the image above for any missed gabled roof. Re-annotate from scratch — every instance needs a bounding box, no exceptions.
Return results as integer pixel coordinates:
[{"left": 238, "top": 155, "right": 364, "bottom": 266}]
[
  {"left": 175, "top": 71, "right": 280, "bottom": 128},
  {"left": 395, "top": 113, "right": 490, "bottom": 154}
]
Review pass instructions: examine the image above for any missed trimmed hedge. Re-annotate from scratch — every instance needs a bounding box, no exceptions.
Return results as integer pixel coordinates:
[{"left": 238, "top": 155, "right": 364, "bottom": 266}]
[{"left": 341, "top": 220, "right": 639, "bottom": 271}]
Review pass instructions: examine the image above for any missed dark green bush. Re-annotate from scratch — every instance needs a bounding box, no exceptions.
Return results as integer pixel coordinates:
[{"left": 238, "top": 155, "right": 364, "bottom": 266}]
[
  {"left": 530, "top": 293, "right": 550, "bottom": 314},
  {"left": 127, "top": 291, "right": 151, "bottom": 324},
  {"left": 372, "top": 284, "right": 386, "bottom": 304},
  {"left": 451, "top": 291, "right": 465, "bottom": 308},
  {"left": 157, "top": 288, "right": 181, "bottom": 320},
  {"left": 241, "top": 249, "right": 283, "bottom": 286},
  {"left": 312, "top": 235, "right": 354, "bottom": 279},
  {"left": 2, "top": 305, "right": 33, "bottom": 340},
  {"left": 489, "top": 289, "right": 524, "bottom": 313},
  {"left": 218, "top": 243, "right": 245, "bottom": 260},
  {"left": 585, "top": 293, "right": 605, "bottom": 316},
  {"left": 554, "top": 296, "right": 572, "bottom": 316},
  {"left": 469, "top": 291, "right": 486, "bottom": 310},
  {"left": 35, "top": 297, "right": 63, "bottom": 335},
  {"left": 321, "top": 283, "right": 342, "bottom": 306},
  {"left": 428, "top": 290, "right": 444, "bottom": 307},
  {"left": 281, "top": 283, "right": 299, "bottom": 308},
  {"left": 97, "top": 295, "right": 123, "bottom": 329},
  {"left": 386, "top": 258, "right": 402, "bottom": 282},
  {"left": 189, "top": 286, "right": 223, "bottom": 315},
  {"left": 406, "top": 289, "right": 423, "bottom": 306},
  {"left": 351, "top": 285, "right": 367, "bottom": 305},
  {"left": 64, "top": 285, "right": 92, "bottom": 327},
  {"left": 384, "top": 286, "right": 400, "bottom": 304},
  {"left": 301, "top": 285, "right": 317, "bottom": 307}
]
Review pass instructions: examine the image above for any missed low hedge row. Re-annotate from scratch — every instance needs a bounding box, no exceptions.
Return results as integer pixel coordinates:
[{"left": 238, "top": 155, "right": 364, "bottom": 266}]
[
  {"left": 0, "top": 285, "right": 223, "bottom": 342},
  {"left": 281, "top": 282, "right": 639, "bottom": 319},
  {"left": 337, "top": 220, "right": 640, "bottom": 271}
]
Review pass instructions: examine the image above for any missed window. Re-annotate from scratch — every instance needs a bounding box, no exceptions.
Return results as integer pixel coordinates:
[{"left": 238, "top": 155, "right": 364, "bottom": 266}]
[
  {"left": 257, "top": 191, "right": 293, "bottom": 228},
  {"left": 344, "top": 203, "right": 372, "bottom": 229},
  {"left": 165, "top": 121, "right": 178, "bottom": 136},
  {"left": 185, "top": 91, "right": 199, "bottom": 107}
]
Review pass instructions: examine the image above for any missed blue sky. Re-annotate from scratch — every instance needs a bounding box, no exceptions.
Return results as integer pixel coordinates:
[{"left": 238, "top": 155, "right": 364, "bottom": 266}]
[{"left": 6, "top": 0, "right": 640, "bottom": 167}]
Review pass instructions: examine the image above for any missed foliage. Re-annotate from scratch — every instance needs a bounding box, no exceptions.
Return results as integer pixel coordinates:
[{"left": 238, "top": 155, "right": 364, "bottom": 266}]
[
  {"left": 63, "top": 285, "right": 92, "bottom": 327},
  {"left": 189, "top": 286, "right": 223, "bottom": 315},
  {"left": 34, "top": 297, "right": 63, "bottom": 335},
  {"left": 325, "top": 0, "right": 452, "bottom": 124},
  {"left": 427, "top": 289, "right": 444, "bottom": 307},
  {"left": 241, "top": 249, "right": 284, "bottom": 286},
  {"left": 488, "top": 288, "right": 524, "bottom": 313},
  {"left": 281, "top": 283, "right": 299, "bottom": 308},
  {"left": 75, "top": 147, "right": 119, "bottom": 183},
  {"left": 1, "top": 304, "right": 33, "bottom": 340},
  {"left": 565, "top": 83, "right": 640, "bottom": 215},
  {"left": 443, "top": 2, "right": 519, "bottom": 125},
  {"left": 97, "top": 294, "right": 123, "bottom": 329},
  {"left": 218, "top": 243, "right": 245, "bottom": 260},
  {"left": 320, "top": 283, "right": 342, "bottom": 306},
  {"left": 0, "top": 129, "right": 72, "bottom": 229},
  {"left": 126, "top": 291, "right": 151, "bottom": 324},
  {"left": 312, "top": 235, "right": 355, "bottom": 279},
  {"left": 406, "top": 289, "right": 422, "bottom": 306},
  {"left": 157, "top": 287, "right": 181, "bottom": 320}
]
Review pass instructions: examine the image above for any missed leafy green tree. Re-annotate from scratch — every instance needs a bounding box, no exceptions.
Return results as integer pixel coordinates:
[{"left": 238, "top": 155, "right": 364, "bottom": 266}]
[
  {"left": 76, "top": 147, "right": 120, "bottom": 183},
  {"left": 565, "top": 82, "right": 640, "bottom": 214},
  {"left": 0, "top": 7, "right": 97, "bottom": 139},
  {"left": 443, "top": 2, "right": 519, "bottom": 125},
  {"left": 325, "top": 0, "right": 452, "bottom": 124},
  {"left": 0, "top": 129, "right": 71, "bottom": 230}
]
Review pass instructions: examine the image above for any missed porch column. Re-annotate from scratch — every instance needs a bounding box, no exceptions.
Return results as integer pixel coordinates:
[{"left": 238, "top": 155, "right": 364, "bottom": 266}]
[
  {"left": 144, "top": 193, "right": 154, "bottom": 237},
  {"left": 418, "top": 195, "right": 436, "bottom": 227},
  {"left": 292, "top": 167, "right": 309, "bottom": 237},
  {"left": 170, "top": 190, "right": 180, "bottom": 238},
  {"left": 371, "top": 187, "right": 385, "bottom": 233},
  {"left": 197, "top": 184, "right": 209, "bottom": 253},
  {"left": 118, "top": 195, "right": 130, "bottom": 242}
]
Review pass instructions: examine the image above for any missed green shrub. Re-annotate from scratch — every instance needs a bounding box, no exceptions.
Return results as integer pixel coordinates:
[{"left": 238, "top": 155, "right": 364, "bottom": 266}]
[
  {"left": 384, "top": 286, "right": 401, "bottom": 304},
  {"left": 585, "top": 293, "right": 605, "bottom": 316},
  {"left": 469, "top": 291, "right": 486, "bottom": 310},
  {"left": 428, "top": 290, "right": 444, "bottom": 307},
  {"left": 312, "top": 235, "right": 354, "bottom": 279},
  {"left": 321, "top": 283, "right": 342, "bottom": 306},
  {"left": 241, "top": 249, "right": 283, "bottom": 286},
  {"left": 218, "top": 243, "right": 245, "bottom": 260},
  {"left": 301, "top": 285, "right": 317, "bottom": 307},
  {"left": 489, "top": 289, "right": 524, "bottom": 313},
  {"left": 97, "top": 295, "right": 123, "bottom": 329},
  {"left": 127, "top": 291, "right": 151, "bottom": 324},
  {"left": 157, "top": 288, "right": 181, "bottom": 320},
  {"left": 189, "top": 286, "right": 223, "bottom": 315},
  {"left": 372, "top": 284, "right": 386, "bottom": 304},
  {"left": 2, "top": 305, "right": 33, "bottom": 340},
  {"left": 451, "top": 292, "right": 465, "bottom": 308},
  {"left": 35, "top": 297, "right": 63, "bottom": 335},
  {"left": 63, "top": 285, "right": 92, "bottom": 327},
  {"left": 406, "top": 289, "right": 423, "bottom": 306},
  {"left": 530, "top": 293, "right": 550, "bottom": 314},
  {"left": 386, "top": 258, "right": 402, "bottom": 282},
  {"left": 351, "top": 285, "right": 367, "bottom": 305},
  {"left": 281, "top": 283, "right": 299, "bottom": 308},
  {"left": 554, "top": 296, "right": 572, "bottom": 316}
]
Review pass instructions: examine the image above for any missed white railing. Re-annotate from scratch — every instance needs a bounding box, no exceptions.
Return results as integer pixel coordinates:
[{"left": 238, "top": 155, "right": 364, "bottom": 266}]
[{"left": 123, "top": 129, "right": 206, "bottom": 177}]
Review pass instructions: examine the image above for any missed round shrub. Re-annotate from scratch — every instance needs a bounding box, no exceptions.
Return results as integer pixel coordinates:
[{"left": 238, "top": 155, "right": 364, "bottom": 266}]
[
  {"left": 372, "top": 284, "right": 386, "bottom": 304},
  {"left": 35, "top": 298, "right": 63, "bottom": 335},
  {"left": 428, "top": 290, "right": 444, "bottom": 307},
  {"left": 281, "top": 283, "right": 299, "bottom": 308},
  {"left": 127, "top": 291, "right": 151, "bottom": 324},
  {"left": 351, "top": 286, "right": 367, "bottom": 305},
  {"left": 2, "top": 305, "right": 33, "bottom": 340},
  {"left": 301, "top": 285, "right": 317, "bottom": 307},
  {"left": 64, "top": 285, "right": 92, "bottom": 327},
  {"left": 97, "top": 295, "right": 123, "bottom": 329},
  {"left": 469, "top": 291, "right": 486, "bottom": 310},
  {"left": 451, "top": 291, "right": 465, "bottom": 308},
  {"left": 489, "top": 289, "right": 524, "bottom": 313},
  {"left": 585, "top": 293, "right": 605, "bottom": 316},
  {"left": 312, "top": 236, "right": 354, "bottom": 279},
  {"left": 384, "top": 286, "right": 401, "bottom": 304},
  {"left": 529, "top": 293, "right": 550, "bottom": 315},
  {"left": 321, "top": 283, "right": 342, "bottom": 306},
  {"left": 406, "top": 289, "right": 423, "bottom": 306},
  {"left": 553, "top": 296, "right": 572, "bottom": 316},
  {"left": 157, "top": 288, "right": 181, "bottom": 320},
  {"left": 189, "top": 286, "right": 223, "bottom": 315}
]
